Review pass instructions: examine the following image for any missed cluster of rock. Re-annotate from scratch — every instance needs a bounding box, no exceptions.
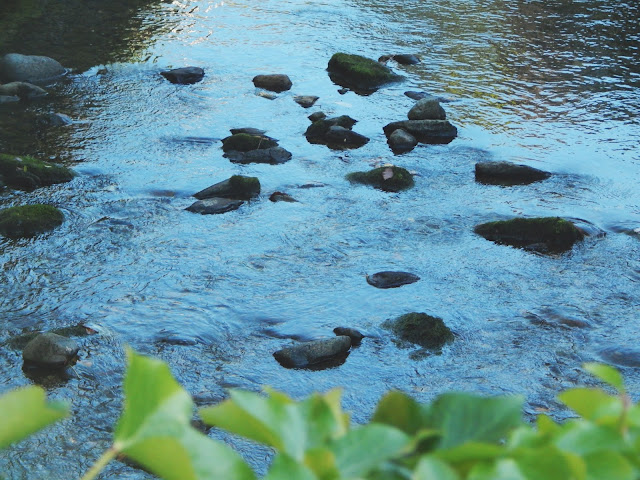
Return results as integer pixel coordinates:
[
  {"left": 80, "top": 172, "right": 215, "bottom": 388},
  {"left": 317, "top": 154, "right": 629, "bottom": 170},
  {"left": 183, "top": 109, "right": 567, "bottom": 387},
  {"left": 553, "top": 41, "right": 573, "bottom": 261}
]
[
  {"left": 305, "top": 114, "right": 369, "bottom": 150},
  {"left": 222, "top": 128, "right": 292, "bottom": 165},
  {"left": 187, "top": 175, "right": 260, "bottom": 215}
]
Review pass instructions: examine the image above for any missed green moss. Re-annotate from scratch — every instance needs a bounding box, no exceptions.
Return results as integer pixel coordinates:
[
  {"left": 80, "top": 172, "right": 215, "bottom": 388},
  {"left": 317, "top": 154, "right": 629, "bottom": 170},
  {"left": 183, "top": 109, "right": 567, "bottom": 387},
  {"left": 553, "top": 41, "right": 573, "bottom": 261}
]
[
  {"left": 228, "top": 175, "right": 261, "bottom": 200},
  {"left": 0, "top": 204, "right": 64, "bottom": 238},
  {"left": 474, "top": 217, "right": 585, "bottom": 253},
  {"left": 221, "top": 134, "right": 278, "bottom": 153},
  {"left": 383, "top": 312, "right": 454, "bottom": 350},
  {"left": 0, "top": 153, "right": 74, "bottom": 191},
  {"left": 327, "top": 53, "right": 403, "bottom": 93},
  {"left": 346, "top": 166, "right": 414, "bottom": 192}
]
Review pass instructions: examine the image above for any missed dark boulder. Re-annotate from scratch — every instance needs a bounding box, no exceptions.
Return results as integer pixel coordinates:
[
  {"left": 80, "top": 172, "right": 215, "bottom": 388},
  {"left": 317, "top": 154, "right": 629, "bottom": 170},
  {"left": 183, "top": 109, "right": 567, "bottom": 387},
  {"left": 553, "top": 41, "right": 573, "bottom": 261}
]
[
  {"left": 379, "top": 54, "right": 421, "bottom": 65},
  {"left": 229, "top": 127, "right": 268, "bottom": 136},
  {"left": 269, "top": 191, "right": 298, "bottom": 203},
  {"left": 308, "top": 111, "right": 326, "bottom": 122},
  {"left": 0, "top": 82, "right": 47, "bottom": 99},
  {"left": 221, "top": 133, "right": 278, "bottom": 153},
  {"left": 0, "top": 154, "right": 75, "bottom": 191},
  {"left": 0, "top": 204, "right": 64, "bottom": 238},
  {"left": 160, "top": 66, "right": 205, "bottom": 84},
  {"left": 327, "top": 53, "right": 403, "bottom": 94},
  {"left": 346, "top": 166, "right": 414, "bottom": 192},
  {"left": 294, "top": 95, "right": 319, "bottom": 108},
  {"left": 22, "top": 333, "right": 79, "bottom": 369},
  {"left": 383, "top": 312, "right": 454, "bottom": 350},
  {"left": 474, "top": 217, "right": 585, "bottom": 253},
  {"left": 194, "top": 175, "right": 260, "bottom": 200},
  {"left": 408, "top": 98, "right": 446, "bottom": 121},
  {"left": 185, "top": 198, "right": 244, "bottom": 215},
  {"left": 333, "top": 327, "right": 364, "bottom": 345},
  {"left": 387, "top": 128, "right": 418, "bottom": 154},
  {"left": 0, "top": 53, "right": 65, "bottom": 83},
  {"left": 384, "top": 120, "right": 457, "bottom": 144},
  {"left": 252, "top": 74, "right": 292, "bottom": 92},
  {"left": 273, "top": 336, "right": 351, "bottom": 369},
  {"left": 226, "top": 147, "right": 292, "bottom": 165},
  {"left": 366, "top": 271, "right": 420, "bottom": 289},
  {"left": 324, "top": 126, "right": 370, "bottom": 150},
  {"left": 475, "top": 161, "right": 551, "bottom": 186}
]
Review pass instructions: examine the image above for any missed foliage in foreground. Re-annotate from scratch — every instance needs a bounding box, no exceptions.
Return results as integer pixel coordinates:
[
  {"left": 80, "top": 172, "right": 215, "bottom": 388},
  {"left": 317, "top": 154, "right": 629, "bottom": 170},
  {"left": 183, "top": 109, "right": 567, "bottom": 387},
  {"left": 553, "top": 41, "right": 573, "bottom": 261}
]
[{"left": 2, "top": 350, "right": 640, "bottom": 480}]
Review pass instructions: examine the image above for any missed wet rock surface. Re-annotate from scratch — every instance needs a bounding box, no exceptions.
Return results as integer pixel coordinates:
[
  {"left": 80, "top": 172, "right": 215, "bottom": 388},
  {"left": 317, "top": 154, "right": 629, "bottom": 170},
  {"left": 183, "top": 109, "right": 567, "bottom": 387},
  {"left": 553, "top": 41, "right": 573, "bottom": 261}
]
[
  {"left": 0, "top": 53, "right": 65, "bottom": 83},
  {"left": 160, "top": 66, "right": 205, "bottom": 84},
  {"left": 384, "top": 119, "right": 457, "bottom": 144},
  {"left": 22, "top": 333, "right": 79, "bottom": 368},
  {"left": 387, "top": 128, "right": 418, "bottom": 154},
  {"left": 0, "top": 81, "right": 48, "bottom": 99},
  {"left": 305, "top": 115, "right": 368, "bottom": 149},
  {"left": 379, "top": 53, "right": 421, "bottom": 65},
  {"left": 383, "top": 312, "right": 454, "bottom": 350},
  {"left": 221, "top": 133, "right": 278, "bottom": 153},
  {"left": 366, "top": 271, "right": 420, "bottom": 289},
  {"left": 346, "top": 166, "right": 414, "bottom": 192},
  {"left": 252, "top": 74, "right": 292, "bottom": 92},
  {"left": 193, "top": 175, "right": 261, "bottom": 201},
  {"left": 273, "top": 336, "right": 352, "bottom": 369},
  {"left": 294, "top": 95, "right": 319, "bottom": 108},
  {"left": 333, "top": 327, "right": 364, "bottom": 345},
  {"left": 269, "top": 191, "right": 298, "bottom": 203},
  {"left": 327, "top": 52, "right": 403, "bottom": 94},
  {"left": 475, "top": 161, "right": 551, "bottom": 186},
  {"left": 408, "top": 98, "right": 447, "bottom": 121},
  {"left": 186, "top": 198, "right": 244, "bottom": 215},
  {"left": 226, "top": 146, "right": 292, "bottom": 165}
]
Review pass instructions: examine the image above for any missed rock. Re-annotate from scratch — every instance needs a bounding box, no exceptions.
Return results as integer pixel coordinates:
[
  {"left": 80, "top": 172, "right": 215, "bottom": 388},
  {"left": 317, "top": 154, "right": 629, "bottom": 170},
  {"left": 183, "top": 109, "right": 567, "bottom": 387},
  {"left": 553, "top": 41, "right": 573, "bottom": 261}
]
[
  {"left": 269, "top": 191, "right": 298, "bottom": 203},
  {"left": 308, "top": 111, "right": 326, "bottom": 122},
  {"left": 333, "top": 327, "right": 364, "bottom": 345},
  {"left": 0, "top": 54, "right": 65, "bottom": 83},
  {"left": 337, "top": 88, "right": 349, "bottom": 95},
  {"left": 186, "top": 198, "right": 244, "bottom": 215},
  {"left": 327, "top": 53, "right": 403, "bottom": 94},
  {"left": 252, "top": 74, "right": 292, "bottom": 92},
  {"left": 0, "top": 95, "right": 19, "bottom": 103},
  {"left": 0, "top": 153, "right": 75, "bottom": 191},
  {"left": 382, "top": 312, "right": 454, "bottom": 349},
  {"left": 387, "top": 128, "right": 418, "bottom": 154},
  {"left": 273, "top": 336, "right": 351, "bottom": 369},
  {"left": 366, "top": 271, "right": 420, "bottom": 289},
  {"left": 324, "top": 126, "right": 370, "bottom": 150},
  {"left": 405, "top": 91, "right": 432, "bottom": 101},
  {"left": 475, "top": 161, "right": 551, "bottom": 186},
  {"left": 599, "top": 346, "right": 640, "bottom": 368},
  {"left": 221, "top": 133, "right": 278, "bottom": 153},
  {"left": 0, "top": 204, "right": 64, "bottom": 238},
  {"left": 346, "top": 166, "right": 414, "bottom": 192},
  {"left": 257, "top": 91, "right": 277, "bottom": 100},
  {"left": 408, "top": 98, "right": 447, "bottom": 120},
  {"left": 379, "top": 54, "right": 421, "bottom": 65},
  {"left": 294, "top": 95, "right": 319, "bottom": 108},
  {"left": 0, "top": 82, "right": 47, "bottom": 99},
  {"left": 226, "top": 147, "right": 292, "bottom": 165},
  {"left": 194, "top": 175, "right": 261, "bottom": 200},
  {"left": 474, "top": 217, "right": 585, "bottom": 253},
  {"left": 39, "top": 112, "right": 73, "bottom": 128},
  {"left": 383, "top": 119, "right": 457, "bottom": 144},
  {"left": 229, "top": 127, "right": 267, "bottom": 136},
  {"left": 160, "top": 66, "right": 205, "bottom": 84},
  {"left": 22, "top": 333, "right": 79, "bottom": 368}
]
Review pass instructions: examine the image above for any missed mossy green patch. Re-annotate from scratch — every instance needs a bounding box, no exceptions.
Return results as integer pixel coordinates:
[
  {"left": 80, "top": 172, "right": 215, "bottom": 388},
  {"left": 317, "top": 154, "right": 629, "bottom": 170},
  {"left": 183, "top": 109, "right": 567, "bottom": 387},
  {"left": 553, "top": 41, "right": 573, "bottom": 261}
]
[
  {"left": 474, "top": 217, "right": 585, "bottom": 253},
  {"left": 383, "top": 312, "right": 454, "bottom": 350},
  {"left": 228, "top": 175, "right": 261, "bottom": 200},
  {"left": 346, "top": 166, "right": 414, "bottom": 192},
  {"left": 0, "top": 153, "right": 74, "bottom": 191},
  {"left": 221, "top": 133, "right": 277, "bottom": 153},
  {"left": 0, "top": 204, "right": 64, "bottom": 238},
  {"left": 327, "top": 53, "right": 403, "bottom": 93}
]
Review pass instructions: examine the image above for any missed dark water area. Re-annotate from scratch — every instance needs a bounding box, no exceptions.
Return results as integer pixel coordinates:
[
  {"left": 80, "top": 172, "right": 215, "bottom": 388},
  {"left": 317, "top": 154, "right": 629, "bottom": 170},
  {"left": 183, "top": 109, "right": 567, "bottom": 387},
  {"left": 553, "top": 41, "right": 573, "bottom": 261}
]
[{"left": 0, "top": 0, "right": 639, "bottom": 478}]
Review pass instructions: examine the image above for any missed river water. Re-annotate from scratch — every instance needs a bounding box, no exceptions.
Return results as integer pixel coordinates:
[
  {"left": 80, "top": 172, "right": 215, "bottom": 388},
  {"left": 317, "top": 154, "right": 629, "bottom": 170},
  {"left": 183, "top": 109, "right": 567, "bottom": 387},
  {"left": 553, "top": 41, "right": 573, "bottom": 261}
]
[{"left": 0, "top": 0, "right": 639, "bottom": 478}]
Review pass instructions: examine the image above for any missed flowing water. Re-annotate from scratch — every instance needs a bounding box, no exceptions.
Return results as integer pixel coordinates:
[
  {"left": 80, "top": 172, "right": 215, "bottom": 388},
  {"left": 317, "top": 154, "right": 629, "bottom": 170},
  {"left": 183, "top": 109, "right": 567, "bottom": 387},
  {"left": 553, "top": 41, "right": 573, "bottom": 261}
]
[{"left": 0, "top": 0, "right": 639, "bottom": 477}]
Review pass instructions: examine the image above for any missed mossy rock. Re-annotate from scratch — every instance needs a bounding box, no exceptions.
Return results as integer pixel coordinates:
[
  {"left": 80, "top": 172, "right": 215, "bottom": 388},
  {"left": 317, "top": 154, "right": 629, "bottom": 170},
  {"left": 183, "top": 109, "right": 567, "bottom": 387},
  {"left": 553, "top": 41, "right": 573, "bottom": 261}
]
[
  {"left": 474, "top": 217, "right": 585, "bottom": 253},
  {"left": 0, "top": 204, "right": 64, "bottom": 238},
  {"left": 0, "top": 153, "right": 75, "bottom": 191},
  {"left": 327, "top": 53, "right": 403, "bottom": 94},
  {"left": 346, "top": 166, "right": 414, "bottom": 192},
  {"left": 6, "top": 324, "right": 95, "bottom": 350},
  {"left": 221, "top": 133, "right": 278, "bottom": 153},
  {"left": 383, "top": 312, "right": 454, "bottom": 349}
]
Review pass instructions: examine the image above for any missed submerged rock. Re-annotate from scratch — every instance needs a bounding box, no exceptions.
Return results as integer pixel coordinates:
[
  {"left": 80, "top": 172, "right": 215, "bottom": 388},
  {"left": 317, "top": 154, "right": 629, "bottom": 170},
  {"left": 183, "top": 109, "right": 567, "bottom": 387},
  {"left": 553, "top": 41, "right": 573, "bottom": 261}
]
[
  {"left": 0, "top": 81, "right": 47, "bottom": 99},
  {"left": 327, "top": 53, "right": 403, "bottom": 94},
  {"left": 387, "top": 128, "right": 418, "bottom": 154},
  {"left": 0, "top": 53, "right": 65, "bottom": 83},
  {"left": 379, "top": 54, "right": 421, "bottom": 65},
  {"left": 384, "top": 120, "right": 457, "bottom": 144},
  {"left": 186, "top": 198, "right": 244, "bottom": 215},
  {"left": 475, "top": 161, "right": 551, "bottom": 186},
  {"left": 252, "top": 74, "right": 292, "bottom": 92},
  {"left": 366, "top": 271, "right": 420, "bottom": 289},
  {"left": 160, "top": 66, "right": 205, "bottom": 85},
  {"left": 0, "top": 204, "right": 64, "bottom": 238},
  {"left": 194, "top": 175, "right": 261, "bottom": 200},
  {"left": 474, "top": 217, "right": 585, "bottom": 253},
  {"left": 273, "top": 336, "right": 351, "bottom": 369},
  {"left": 294, "top": 95, "right": 319, "bottom": 108},
  {"left": 0, "top": 153, "right": 75, "bottom": 191},
  {"left": 269, "top": 191, "right": 298, "bottom": 203},
  {"left": 221, "top": 133, "right": 278, "bottom": 153},
  {"left": 333, "top": 327, "right": 364, "bottom": 345},
  {"left": 408, "top": 98, "right": 446, "bottom": 121},
  {"left": 226, "top": 146, "right": 292, "bottom": 165},
  {"left": 22, "top": 333, "right": 79, "bottom": 369},
  {"left": 346, "top": 166, "right": 414, "bottom": 192},
  {"left": 383, "top": 312, "right": 454, "bottom": 350}
]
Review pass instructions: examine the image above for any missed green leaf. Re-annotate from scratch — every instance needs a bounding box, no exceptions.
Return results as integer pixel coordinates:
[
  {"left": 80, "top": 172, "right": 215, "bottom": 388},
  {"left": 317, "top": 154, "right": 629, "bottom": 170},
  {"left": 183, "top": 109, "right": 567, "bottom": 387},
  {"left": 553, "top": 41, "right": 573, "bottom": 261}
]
[
  {"left": 373, "top": 390, "right": 428, "bottom": 435},
  {"left": 264, "top": 453, "right": 318, "bottom": 480},
  {"left": 330, "top": 423, "right": 410, "bottom": 478},
  {"left": 513, "top": 447, "right": 581, "bottom": 480},
  {"left": 558, "top": 388, "right": 622, "bottom": 422},
  {"left": 536, "top": 414, "right": 560, "bottom": 436},
  {"left": 468, "top": 459, "right": 526, "bottom": 480},
  {"left": 304, "top": 448, "right": 339, "bottom": 480},
  {"left": 114, "top": 349, "right": 255, "bottom": 480},
  {"left": 583, "top": 451, "right": 636, "bottom": 480},
  {"left": 554, "top": 421, "right": 624, "bottom": 455},
  {"left": 0, "top": 386, "right": 69, "bottom": 449},
  {"left": 413, "top": 456, "right": 460, "bottom": 480},
  {"left": 583, "top": 363, "right": 625, "bottom": 393},
  {"left": 435, "top": 442, "right": 504, "bottom": 464},
  {"left": 299, "top": 390, "right": 348, "bottom": 449},
  {"left": 426, "top": 393, "right": 524, "bottom": 449}
]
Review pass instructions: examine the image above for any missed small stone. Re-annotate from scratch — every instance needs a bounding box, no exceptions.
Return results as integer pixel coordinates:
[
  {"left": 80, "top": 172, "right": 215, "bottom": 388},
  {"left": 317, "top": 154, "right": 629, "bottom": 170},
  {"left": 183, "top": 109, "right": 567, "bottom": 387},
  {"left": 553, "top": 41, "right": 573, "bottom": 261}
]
[
  {"left": 408, "top": 98, "right": 446, "bottom": 121},
  {"left": 186, "top": 198, "right": 244, "bottom": 215},
  {"left": 229, "top": 127, "right": 267, "bottom": 136},
  {"left": 160, "top": 66, "right": 205, "bottom": 85},
  {"left": 308, "top": 112, "right": 326, "bottom": 122},
  {"left": 324, "top": 126, "right": 370, "bottom": 150},
  {"left": 269, "top": 191, "right": 298, "bottom": 203},
  {"left": 252, "top": 74, "right": 292, "bottom": 92},
  {"left": 383, "top": 313, "right": 454, "bottom": 350},
  {"left": 333, "top": 327, "right": 364, "bottom": 345},
  {"left": 273, "top": 336, "right": 351, "bottom": 369},
  {"left": 226, "top": 147, "right": 292, "bottom": 165},
  {"left": 257, "top": 91, "right": 277, "bottom": 100},
  {"left": 294, "top": 95, "right": 319, "bottom": 108},
  {"left": 383, "top": 120, "right": 457, "bottom": 144},
  {"left": 475, "top": 161, "right": 551, "bottom": 186},
  {"left": 387, "top": 128, "right": 418, "bottom": 154},
  {"left": 0, "top": 81, "right": 47, "bottom": 99},
  {"left": 221, "top": 133, "right": 278, "bottom": 153},
  {"left": 194, "top": 175, "right": 260, "bottom": 200},
  {"left": 346, "top": 166, "right": 414, "bottom": 192},
  {"left": 22, "top": 333, "right": 79, "bottom": 368},
  {"left": 379, "top": 54, "right": 421, "bottom": 65},
  {"left": 366, "top": 271, "right": 420, "bottom": 289}
]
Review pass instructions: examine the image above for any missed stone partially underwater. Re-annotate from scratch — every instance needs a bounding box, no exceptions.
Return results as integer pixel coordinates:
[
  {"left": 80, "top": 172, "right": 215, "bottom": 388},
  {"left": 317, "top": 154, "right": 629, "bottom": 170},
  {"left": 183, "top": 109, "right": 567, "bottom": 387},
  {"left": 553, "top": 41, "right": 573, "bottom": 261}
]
[
  {"left": 187, "top": 175, "right": 260, "bottom": 215},
  {"left": 383, "top": 312, "right": 454, "bottom": 350},
  {"left": 0, "top": 204, "right": 64, "bottom": 238},
  {"left": 273, "top": 336, "right": 352, "bottom": 369},
  {"left": 346, "top": 166, "right": 414, "bottom": 192},
  {"left": 327, "top": 52, "right": 403, "bottom": 94}
]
